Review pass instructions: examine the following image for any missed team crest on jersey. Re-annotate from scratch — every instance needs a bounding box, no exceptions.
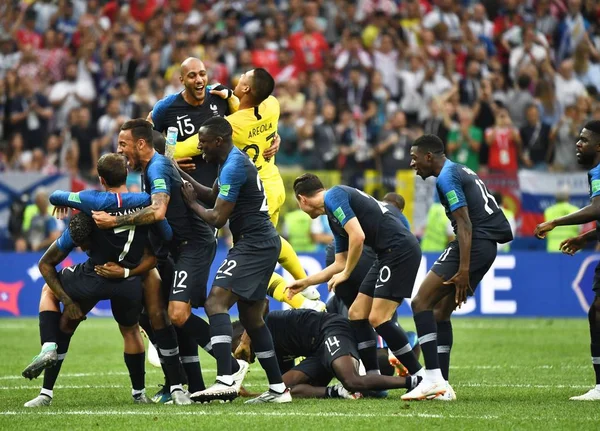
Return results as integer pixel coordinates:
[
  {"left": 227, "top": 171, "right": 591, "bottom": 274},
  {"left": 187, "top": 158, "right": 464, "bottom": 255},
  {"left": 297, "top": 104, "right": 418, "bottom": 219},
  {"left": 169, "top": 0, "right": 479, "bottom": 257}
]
[
  {"left": 210, "top": 104, "right": 218, "bottom": 116},
  {"left": 592, "top": 180, "right": 600, "bottom": 194}
]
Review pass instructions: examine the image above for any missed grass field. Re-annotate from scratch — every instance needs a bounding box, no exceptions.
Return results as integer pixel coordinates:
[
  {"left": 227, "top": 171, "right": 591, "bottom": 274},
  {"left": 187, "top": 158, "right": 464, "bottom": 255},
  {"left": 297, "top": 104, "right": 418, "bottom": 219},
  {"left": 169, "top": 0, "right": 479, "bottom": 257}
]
[{"left": 1, "top": 317, "right": 599, "bottom": 430}]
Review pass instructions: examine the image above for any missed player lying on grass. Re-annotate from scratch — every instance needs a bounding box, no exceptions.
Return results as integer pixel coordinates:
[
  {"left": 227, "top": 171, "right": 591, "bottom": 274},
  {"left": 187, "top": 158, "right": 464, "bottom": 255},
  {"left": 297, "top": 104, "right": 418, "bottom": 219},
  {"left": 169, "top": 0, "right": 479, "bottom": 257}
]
[
  {"left": 22, "top": 212, "right": 159, "bottom": 407},
  {"left": 233, "top": 308, "right": 422, "bottom": 399},
  {"left": 287, "top": 174, "right": 424, "bottom": 383},
  {"left": 179, "top": 117, "right": 289, "bottom": 404},
  {"left": 534, "top": 120, "right": 600, "bottom": 401}
]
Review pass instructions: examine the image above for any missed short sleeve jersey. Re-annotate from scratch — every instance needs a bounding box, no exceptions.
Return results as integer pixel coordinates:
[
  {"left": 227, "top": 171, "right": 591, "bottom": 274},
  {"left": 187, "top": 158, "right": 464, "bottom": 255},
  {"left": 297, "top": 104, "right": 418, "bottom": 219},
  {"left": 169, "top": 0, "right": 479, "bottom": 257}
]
[
  {"left": 587, "top": 164, "right": 600, "bottom": 240},
  {"left": 217, "top": 147, "right": 278, "bottom": 241},
  {"left": 436, "top": 159, "right": 513, "bottom": 243}
]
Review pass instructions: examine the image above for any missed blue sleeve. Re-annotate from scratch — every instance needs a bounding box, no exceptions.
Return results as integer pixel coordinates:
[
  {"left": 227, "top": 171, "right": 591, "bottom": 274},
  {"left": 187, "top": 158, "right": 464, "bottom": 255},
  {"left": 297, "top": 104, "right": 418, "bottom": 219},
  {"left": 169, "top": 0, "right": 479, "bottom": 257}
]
[
  {"left": 155, "top": 219, "right": 173, "bottom": 241},
  {"left": 399, "top": 213, "right": 410, "bottom": 230},
  {"left": 146, "top": 158, "right": 172, "bottom": 196},
  {"left": 324, "top": 187, "right": 355, "bottom": 227},
  {"left": 436, "top": 165, "right": 467, "bottom": 212},
  {"left": 120, "top": 192, "right": 152, "bottom": 209},
  {"left": 218, "top": 157, "right": 246, "bottom": 203},
  {"left": 151, "top": 95, "right": 175, "bottom": 132},
  {"left": 590, "top": 167, "right": 600, "bottom": 198},
  {"left": 56, "top": 228, "right": 75, "bottom": 253},
  {"left": 49, "top": 190, "right": 112, "bottom": 215},
  {"left": 333, "top": 231, "right": 349, "bottom": 254},
  {"left": 46, "top": 217, "right": 58, "bottom": 233}
]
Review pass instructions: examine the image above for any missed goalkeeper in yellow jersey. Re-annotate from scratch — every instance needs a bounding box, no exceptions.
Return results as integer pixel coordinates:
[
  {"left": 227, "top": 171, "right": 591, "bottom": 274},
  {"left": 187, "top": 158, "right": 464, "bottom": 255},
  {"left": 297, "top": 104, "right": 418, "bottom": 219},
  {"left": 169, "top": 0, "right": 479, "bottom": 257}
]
[{"left": 217, "top": 68, "right": 324, "bottom": 311}]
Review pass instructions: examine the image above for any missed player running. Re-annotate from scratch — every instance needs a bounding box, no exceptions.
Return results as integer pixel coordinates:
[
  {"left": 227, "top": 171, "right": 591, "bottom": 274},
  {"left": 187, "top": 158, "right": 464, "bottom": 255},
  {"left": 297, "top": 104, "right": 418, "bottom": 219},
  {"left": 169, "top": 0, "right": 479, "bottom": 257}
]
[
  {"left": 534, "top": 120, "right": 600, "bottom": 401},
  {"left": 91, "top": 120, "right": 249, "bottom": 399},
  {"left": 179, "top": 117, "right": 289, "bottom": 404},
  {"left": 224, "top": 68, "right": 323, "bottom": 311},
  {"left": 403, "top": 134, "right": 513, "bottom": 401},
  {"left": 287, "top": 174, "right": 424, "bottom": 383},
  {"left": 233, "top": 309, "right": 421, "bottom": 399}
]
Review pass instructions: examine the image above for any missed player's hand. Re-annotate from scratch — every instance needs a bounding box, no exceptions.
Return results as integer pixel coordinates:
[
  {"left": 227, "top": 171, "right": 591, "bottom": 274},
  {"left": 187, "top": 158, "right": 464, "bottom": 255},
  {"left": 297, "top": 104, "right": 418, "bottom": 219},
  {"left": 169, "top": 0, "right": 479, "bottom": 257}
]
[
  {"left": 52, "top": 206, "right": 70, "bottom": 220},
  {"left": 263, "top": 133, "right": 280, "bottom": 161},
  {"left": 444, "top": 270, "right": 472, "bottom": 308},
  {"left": 209, "top": 83, "right": 232, "bottom": 100},
  {"left": 560, "top": 236, "right": 585, "bottom": 255},
  {"left": 181, "top": 181, "right": 198, "bottom": 206},
  {"left": 91, "top": 211, "right": 117, "bottom": 229},
  {"left": 286, "top": 279, "right": 308, "bottom": 299},
  {"left": 534, "top": 220, "right": 556, "bottom": 239},
  {"left": 327, "top": 271, "right": 349, "bottom": 292},
  {"left": 234, "top": 340, "right": 255, "bottom": 363},
  {"left": 176, "top": 157, "right": 195, "bottom": 172},
  {"left": 63, "top": 301, "right": 86, "bottom": 321},
  {"left": 94, "top": 262, "right": 125, "bottom": 279}
]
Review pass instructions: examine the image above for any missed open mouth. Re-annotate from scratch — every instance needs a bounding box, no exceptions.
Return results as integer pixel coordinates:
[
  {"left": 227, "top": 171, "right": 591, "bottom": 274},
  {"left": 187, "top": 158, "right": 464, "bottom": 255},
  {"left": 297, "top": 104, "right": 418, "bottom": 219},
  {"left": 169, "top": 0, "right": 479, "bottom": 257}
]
[{"left": 195, "top": 84, "right": 205, "bottom": 95}]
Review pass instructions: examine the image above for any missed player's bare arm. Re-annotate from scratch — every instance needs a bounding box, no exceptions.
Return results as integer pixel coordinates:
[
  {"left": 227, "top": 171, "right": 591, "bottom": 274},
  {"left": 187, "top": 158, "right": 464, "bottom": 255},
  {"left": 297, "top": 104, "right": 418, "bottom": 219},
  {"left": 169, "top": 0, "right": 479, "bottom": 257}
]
[
  {"left": 559, "top": 229, "right": 597, "bottom": 255},
  {"left": 178, "top": 166, "right": 218, "bottom": 206},
  {"left": 181, "top": 182, "right": 234, "bottom": 229},
  {"left": 287, "top": 252, "right": 347, "bottom": 298},
  {"left": 39, "top": 243, "right": 85, "bottom": 321},
  {"left": 445, "top": 206, "right": 473, "bottom": 306},
  {"left": 535, "top": 195, "right": 600, "bottom": 238},
  {"left": 94, "top": 246, "right": 157, "bottom": 279},
  {"left": 92, "top": 193, "right": 170, "bottom": 229},
  {"left": 328, "top": 218, "right": 365, "bottom": 292}
]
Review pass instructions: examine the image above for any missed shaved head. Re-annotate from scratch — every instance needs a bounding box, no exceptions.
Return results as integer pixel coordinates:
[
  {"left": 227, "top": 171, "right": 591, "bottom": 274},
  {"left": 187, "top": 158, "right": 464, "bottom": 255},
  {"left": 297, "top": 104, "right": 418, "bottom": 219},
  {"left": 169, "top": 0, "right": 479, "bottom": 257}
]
[
  {"left": 181, "top": 57, "right": 205, "bottom": 75},
  {"left": 180, "top": 57, "right": 208, "bottom": 105}
]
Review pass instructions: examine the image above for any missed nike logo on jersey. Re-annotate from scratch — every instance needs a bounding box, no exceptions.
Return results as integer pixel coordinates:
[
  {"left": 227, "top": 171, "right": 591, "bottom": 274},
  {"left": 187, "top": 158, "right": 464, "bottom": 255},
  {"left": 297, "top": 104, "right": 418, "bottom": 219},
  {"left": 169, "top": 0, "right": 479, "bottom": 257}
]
[
  {"left": 176, "top": 115, "right": 189, "bottom": 120},
  {"left": 173, "top": 289, "right": 185, "bottom": 294},
  {"left": 215, "top": 275, "right": 227, "bottom": 280},
  {"left": 375, "top": 283, "right": 384, "bottom": 289},
  {"left": 330, "top": 347, "right": 341, "bottom": 356}
]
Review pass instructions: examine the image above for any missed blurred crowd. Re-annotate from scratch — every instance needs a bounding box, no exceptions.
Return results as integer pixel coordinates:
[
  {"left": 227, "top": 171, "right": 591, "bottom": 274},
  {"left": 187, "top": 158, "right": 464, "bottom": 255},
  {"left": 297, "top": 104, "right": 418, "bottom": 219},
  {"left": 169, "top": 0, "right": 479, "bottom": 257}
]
[{"left": 1, "top": 0, "right": 600, "bottom": 190}]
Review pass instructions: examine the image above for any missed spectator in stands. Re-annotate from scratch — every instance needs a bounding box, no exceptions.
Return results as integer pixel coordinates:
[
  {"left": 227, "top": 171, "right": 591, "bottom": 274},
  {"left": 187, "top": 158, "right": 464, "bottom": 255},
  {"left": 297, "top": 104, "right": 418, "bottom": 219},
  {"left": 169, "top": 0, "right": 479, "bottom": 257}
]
[
  {"left": 536, "top": 79, "right": 563, "bottom": 127},
  {"left": 282, "top": 208, "right": 317, "bottom": 253},
  {"left": 573, "top": 40, "right": 600, "bottom": 93},
  {"left": 508, "top": 26, "right": 548, "bottom": 82},
  {"left": 554, "top": 58, "right": 588, "bottom": 108},
  {"left": 69, "top": 106, "right": 99, "bottom": 180},
  {"left": 485, "top": 106, "right": 524, "bottom": 174},
  {"left": 310, "top": 214, "right": 334, "bottom": 252},
  {"left": 18, "top": 188, "right": 62, "bottom": 253},
  {"left": 288, "top": 16, "right": 329, "bottom": 73},
  {"left": 447, "top": 106, "right": 483, "bottom": 172},
  {"left": 376, "top": 111, "right": 415, "bottom": 192},
  {"left": 10, "top": 79, "right": 52, "bottom": 151},
  {"left": 420, "top": 196, "right": 453, "bottom": 253},
  {"left": 549, "top": 104, "right": 584, "bottom": 172},
  {"left": 520, "top": 103, "right": 551, "bottom": 170},
  {"left": 276, "top": 111, "right": 301, "bottom": 167},
  {"left": 506, "top": 74, "right": 535, "bottom": 130},
  {"left": 373, "top": 32, "right": 400, "bottom": 101},
  {"left": 543, "top": 187, "right": 580, "bottom": 253},
  {"left": 459, "top": 59, "right": 481, "bottom": 107},
  {"left": 308, "top": 102, "right": 339, "bottom": 170}
]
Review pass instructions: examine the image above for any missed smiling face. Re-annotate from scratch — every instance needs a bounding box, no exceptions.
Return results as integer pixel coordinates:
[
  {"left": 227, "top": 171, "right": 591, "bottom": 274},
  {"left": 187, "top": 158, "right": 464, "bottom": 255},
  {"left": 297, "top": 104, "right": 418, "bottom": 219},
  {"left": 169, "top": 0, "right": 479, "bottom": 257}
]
[
  {"left": 576, "top": 128, "right": 600, "bottom": 165},
  {"left": 197, "top": 126, "right": 222, "bottom": 163},
  {"left": 410, "top": 145, "right": 435, "bottom": 179},
  {"left": 117, "top": 129, "right": 142, "bottom": 171},
  {"left": 180, "top": 58, "right": 208, "bottom": 103}
]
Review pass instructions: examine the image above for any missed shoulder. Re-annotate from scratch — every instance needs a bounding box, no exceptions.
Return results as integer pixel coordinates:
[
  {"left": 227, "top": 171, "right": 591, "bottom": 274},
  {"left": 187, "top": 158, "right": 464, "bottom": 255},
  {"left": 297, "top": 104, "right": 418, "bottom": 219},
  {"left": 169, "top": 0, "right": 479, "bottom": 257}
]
[
  {"left": 589, "top": 164, "right": 600, "bottom": 181},
  {"left": 263, "top": 95, "right": 280, "bottom": 112},
  {"left": 147, "top": 153, "right": 170, "bottom": 176},
  {"left": 153, "top": 94, "right": 180, "bottom": 117},
  {"left": 325, "top": 186, "right": 349, "bottom": 205}
]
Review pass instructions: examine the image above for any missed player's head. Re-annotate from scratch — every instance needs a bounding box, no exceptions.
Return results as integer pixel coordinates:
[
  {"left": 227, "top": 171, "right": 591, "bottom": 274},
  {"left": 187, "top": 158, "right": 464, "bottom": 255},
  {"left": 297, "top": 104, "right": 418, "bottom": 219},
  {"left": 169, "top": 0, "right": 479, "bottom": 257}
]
[
  {"left": 576, "top": 120, "right": 600, "bottom": 166},
  {"left": 382, "top": 192, "right": 405, "bottom": 212},
  {"left": 197, "top": 117, "right": 233, "bottom": 163},
  {"left": 118, "top": 119, "right": 154, "bottom": 171},
  {"left": 97, "top": 153, "right": 128, "bottom": 190},
  {"left": 69, "top": 212, "right": 94, "bottom": 252},
  {"left": 233, "top": 68, "right": 275, "bottom": 105},
  {"left": 410, "top": 134, "right": 445, "bottom": 179},
  {"left": 180, "top": 57, "right": 207, "bottom": 103},
  {"left": 152, "top": 130, "right": 166, "bottom": 155},
  {"left": 293, "top": 173, "right": 326, "bottom": 219}
]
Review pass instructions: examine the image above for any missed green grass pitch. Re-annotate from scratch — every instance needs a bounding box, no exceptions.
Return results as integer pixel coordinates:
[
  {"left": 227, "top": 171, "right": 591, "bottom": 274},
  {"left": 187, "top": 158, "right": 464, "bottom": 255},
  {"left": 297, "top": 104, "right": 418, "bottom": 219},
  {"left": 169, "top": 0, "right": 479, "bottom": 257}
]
[{"left": 1, "top": 317, "right": 599, "bottom": 430}]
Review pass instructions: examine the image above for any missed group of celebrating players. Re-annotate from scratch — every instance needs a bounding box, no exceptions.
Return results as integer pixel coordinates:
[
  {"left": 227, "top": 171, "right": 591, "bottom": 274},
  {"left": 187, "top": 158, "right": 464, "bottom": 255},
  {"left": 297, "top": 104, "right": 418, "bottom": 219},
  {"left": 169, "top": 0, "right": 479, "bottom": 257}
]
[{"left": 19, "top": 57, "right": 600, "bottom": 407}]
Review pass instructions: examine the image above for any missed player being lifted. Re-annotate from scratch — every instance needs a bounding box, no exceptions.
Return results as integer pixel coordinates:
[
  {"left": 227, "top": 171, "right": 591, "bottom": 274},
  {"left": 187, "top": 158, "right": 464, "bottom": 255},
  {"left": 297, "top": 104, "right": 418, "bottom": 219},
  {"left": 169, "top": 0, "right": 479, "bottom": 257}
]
[
  {"left": 180, "top": 117, "right": 290, "bottom": 404},
  {"left": 219, "top": 67, "right": 324, "bottom": 310},
  {"left": 287, "top": 174, "right": 424, "bottom": 384},
  {"left": 535, "top": 120, "right": 600, "bottom": 401},
  {"left": 403, "top": 134, "right": 513, "bottom": 401}
]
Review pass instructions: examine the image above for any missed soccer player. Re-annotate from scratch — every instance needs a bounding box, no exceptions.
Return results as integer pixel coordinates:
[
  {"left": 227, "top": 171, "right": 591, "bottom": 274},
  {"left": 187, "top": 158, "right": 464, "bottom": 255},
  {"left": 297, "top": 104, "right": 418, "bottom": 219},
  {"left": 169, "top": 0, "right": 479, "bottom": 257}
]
[
  {"left": 92, "top": 120, "right": 249, "bottom": 398},
  {"left": 403, "top": 134, "right": 513, "bottom": 401},
  {"left": 534, "top": 120, "right": 600, "bottom": 401},
  {"left": 232, "top": 309, "right": 421, "bottom": 399},
  {"left": 287, "top": 174, "right": 424, "bottom": 385},
  {"left": 223, "top": 67, "right": 324, "bottom": 310},
  {"left": 179, "top": 117, "right": 290, "bottom": 404}
]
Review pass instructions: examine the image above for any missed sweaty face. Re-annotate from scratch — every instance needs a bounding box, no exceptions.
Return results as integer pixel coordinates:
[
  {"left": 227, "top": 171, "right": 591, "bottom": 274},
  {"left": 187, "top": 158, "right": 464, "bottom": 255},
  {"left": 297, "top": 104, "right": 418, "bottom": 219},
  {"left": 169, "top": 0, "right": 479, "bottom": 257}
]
[
  {"left": 576, "top": 128, "right": 600, "bottom": 165},
  {"left": 181, "top": 61, "right": 208, "bottom": 102},
  {"left": 410, "top": 146, "right": 433, "bottom": 179},
  {"left": 117, "top": 130, "right": 142, "bottom": 171},
  {"left": 197, "top": 127, "right": 220, "bottom": 163}
]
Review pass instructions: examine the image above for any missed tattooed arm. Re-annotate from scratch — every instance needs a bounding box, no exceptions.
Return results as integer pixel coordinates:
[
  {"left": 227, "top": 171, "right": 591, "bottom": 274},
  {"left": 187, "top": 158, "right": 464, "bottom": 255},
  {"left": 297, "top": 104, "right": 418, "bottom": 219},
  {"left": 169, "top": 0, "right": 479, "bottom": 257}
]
[{"left": 92, "top": 193, "right": 170, "bottom": 229}]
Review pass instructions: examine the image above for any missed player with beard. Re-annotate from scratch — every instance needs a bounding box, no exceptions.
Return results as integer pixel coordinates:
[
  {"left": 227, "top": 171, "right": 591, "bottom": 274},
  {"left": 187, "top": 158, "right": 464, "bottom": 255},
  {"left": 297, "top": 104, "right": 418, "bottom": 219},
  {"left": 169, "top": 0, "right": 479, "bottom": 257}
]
[{"left": 535, "top": 120, "right": 600, "bottom": 401}]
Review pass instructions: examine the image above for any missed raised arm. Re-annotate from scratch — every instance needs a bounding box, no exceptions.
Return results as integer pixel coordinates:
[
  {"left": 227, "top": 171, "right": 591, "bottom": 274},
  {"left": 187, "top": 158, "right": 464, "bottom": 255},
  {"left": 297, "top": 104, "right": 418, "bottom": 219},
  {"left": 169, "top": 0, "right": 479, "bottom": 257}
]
[{"left": 535, "top": 195, "right": 600, "bottom": 236}]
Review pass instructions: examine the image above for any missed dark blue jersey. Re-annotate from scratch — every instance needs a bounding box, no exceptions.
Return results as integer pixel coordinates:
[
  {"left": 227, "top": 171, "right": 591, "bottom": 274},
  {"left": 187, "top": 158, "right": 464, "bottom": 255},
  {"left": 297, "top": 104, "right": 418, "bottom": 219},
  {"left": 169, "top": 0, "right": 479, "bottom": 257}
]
[
  {"left": 383, "top": 203, "right": 411, "bottom": 230},
  {"left": 587, "top": 164, "right": 600, "bottom": 240},
  {"left": 324, "top": 185, "right": 416, "bottom": 254},
  {"left": 143, "top": 152, "right": 215, "bottom": 244},
  {"left": 436, "top": 160, "right": 513, "bottom": 243},
  {"left": 49, "top": 190, "right": 162, "bottom": 268},
  {"left": 217, "top": 146, "right": 278, "bottom": 242},
  {"left": 152, "top": 92, "right": 229, "bottom": 188}
]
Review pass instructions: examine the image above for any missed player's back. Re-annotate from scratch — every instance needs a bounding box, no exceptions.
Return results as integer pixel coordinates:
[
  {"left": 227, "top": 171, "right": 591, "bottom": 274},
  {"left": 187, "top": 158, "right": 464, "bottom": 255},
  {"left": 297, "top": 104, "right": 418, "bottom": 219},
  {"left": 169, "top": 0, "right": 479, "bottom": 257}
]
[
  {"left": 144, "top": 152, "right": 215, "bottom": 244},
  {"left": 325, "top": 185, "right": 416, "bottom": 253},
  {"left": 436, "top": 160, "right": 513, "bottom": 243},
  {"left": 218, "top": 147, "right": 278, "bottom": 241},
  {"left": 228, "top": 95, "right": 280, "bottom": 182},
  {"left": 265, "top": 309, "right": 329, "bottom": 358}
]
